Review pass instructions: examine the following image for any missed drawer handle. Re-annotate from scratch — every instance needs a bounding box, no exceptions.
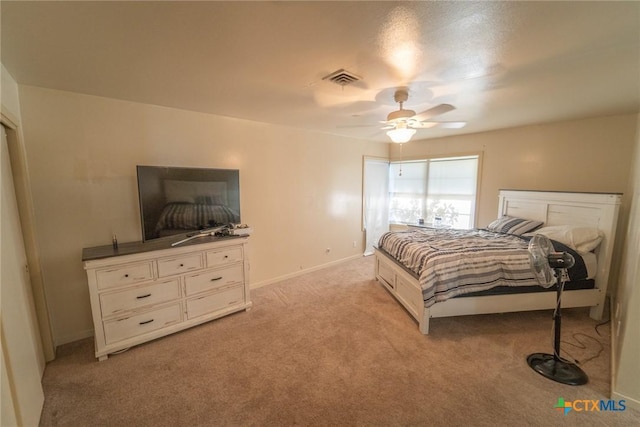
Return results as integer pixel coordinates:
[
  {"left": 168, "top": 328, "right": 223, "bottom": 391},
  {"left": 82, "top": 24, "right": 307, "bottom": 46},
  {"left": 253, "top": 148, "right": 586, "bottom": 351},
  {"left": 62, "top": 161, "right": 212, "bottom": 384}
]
[
  {"left": 124, "top": 274, "right": 129, "bottom": 278},
  {"left": 179, "top": 263, "right": 184, "bottom": 267},
  {"left": 136, "top": 294, "right": 152, "bottom": 299},
  {"left": 224, "top": 255, "right": 229, "bottom": 259},
  {"left": 210, "top": 276, "right": 223, "bottom": 282},
  {"left": 139, "top": 319, "right": 154, "bottom": 325}
]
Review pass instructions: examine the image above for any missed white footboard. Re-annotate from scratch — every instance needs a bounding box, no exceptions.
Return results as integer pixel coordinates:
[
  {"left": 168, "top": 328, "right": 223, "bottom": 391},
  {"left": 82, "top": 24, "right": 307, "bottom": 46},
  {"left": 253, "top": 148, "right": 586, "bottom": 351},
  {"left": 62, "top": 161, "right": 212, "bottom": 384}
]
[
  {"left": 374, "top": 248, "right": 603, "bottom": 335},
  {"left": 374, "top": 248, "right": 430, "bottom": 334}
]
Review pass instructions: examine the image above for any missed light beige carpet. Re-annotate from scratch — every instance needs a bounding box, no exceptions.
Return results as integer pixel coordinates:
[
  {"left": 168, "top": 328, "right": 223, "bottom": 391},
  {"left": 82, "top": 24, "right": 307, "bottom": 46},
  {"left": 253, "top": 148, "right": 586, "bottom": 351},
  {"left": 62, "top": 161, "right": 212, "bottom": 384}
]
[{"left": 40, "top": 255, "right": 639, "bottom": 426}]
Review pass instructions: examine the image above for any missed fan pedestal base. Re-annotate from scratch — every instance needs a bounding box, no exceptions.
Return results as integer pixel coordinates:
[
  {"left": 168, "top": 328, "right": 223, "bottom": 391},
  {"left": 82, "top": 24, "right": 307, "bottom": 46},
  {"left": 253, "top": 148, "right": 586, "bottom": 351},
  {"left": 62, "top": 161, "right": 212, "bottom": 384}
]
[{"left": 527, "top": 353, "right": 588, "bottom": 386}]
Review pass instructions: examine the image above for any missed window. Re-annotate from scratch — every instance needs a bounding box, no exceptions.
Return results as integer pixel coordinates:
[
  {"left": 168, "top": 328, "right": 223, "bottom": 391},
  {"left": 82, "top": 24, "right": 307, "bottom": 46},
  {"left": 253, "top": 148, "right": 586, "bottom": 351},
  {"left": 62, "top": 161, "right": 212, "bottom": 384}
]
[{"left": 389, "top": 155, "right": 479, "bottom": 229}]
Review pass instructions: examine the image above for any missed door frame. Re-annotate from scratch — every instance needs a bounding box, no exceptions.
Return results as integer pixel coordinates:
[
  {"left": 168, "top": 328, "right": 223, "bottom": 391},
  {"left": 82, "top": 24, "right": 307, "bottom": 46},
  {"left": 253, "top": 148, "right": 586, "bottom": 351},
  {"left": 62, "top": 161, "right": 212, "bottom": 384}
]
[{"left": 1, "top": 110, "right": 55, "bottom": 361}]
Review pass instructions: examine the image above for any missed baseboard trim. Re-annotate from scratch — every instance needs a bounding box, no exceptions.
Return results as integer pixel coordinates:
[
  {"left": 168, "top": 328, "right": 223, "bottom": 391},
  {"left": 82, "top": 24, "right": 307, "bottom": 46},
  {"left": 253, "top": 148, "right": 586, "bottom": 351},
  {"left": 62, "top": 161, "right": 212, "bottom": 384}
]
[
  {"left": 56, "top": 328, "right": 94, "bottom": 347},
  {"left": 57, "top": 255, "right": 365, "bottom": 346},
  {"left": 611, "top": 391, "right": 640, "bottom": 412},
  {"left": 609, "top": 297, "right": 640, "bottom": 412},
  {"left": 251, "top": 254, "right": 364, "bottom": 289}
]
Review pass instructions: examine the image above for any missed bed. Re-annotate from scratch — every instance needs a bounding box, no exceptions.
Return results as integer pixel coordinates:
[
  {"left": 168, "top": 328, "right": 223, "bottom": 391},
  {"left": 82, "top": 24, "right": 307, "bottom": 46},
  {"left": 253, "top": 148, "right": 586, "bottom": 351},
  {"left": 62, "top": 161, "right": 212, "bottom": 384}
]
[{"left": 373, "top": 190, "right": 622, "bottom": 334}]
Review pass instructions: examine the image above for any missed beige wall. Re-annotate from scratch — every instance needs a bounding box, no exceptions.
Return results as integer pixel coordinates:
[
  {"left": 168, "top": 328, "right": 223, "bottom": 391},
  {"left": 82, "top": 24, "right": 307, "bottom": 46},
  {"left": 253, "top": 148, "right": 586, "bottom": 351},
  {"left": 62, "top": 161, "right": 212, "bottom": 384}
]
[
  {"left": 395, "top": 116, "right": 639, "bottom": 407},
  {"left": 1, "top": 64, "right": 21, "bottom": 119},
  {"left": 612, "top": 113, "right": 640, "bottom": 410},
  {"left": 16, "top": 83, "right": 639, "bottom": 352},
  {"left": 10, "top": 75, "right": 640, "bottom": 408},
  {"left": 390, "top": 115, "right": 637, "bottom": 228},
  {"left": 18, "top": 85, "right": 388, "bottom": 344},
  {"left": 391, "top": 116, "right": 638, "bottom": 293}
]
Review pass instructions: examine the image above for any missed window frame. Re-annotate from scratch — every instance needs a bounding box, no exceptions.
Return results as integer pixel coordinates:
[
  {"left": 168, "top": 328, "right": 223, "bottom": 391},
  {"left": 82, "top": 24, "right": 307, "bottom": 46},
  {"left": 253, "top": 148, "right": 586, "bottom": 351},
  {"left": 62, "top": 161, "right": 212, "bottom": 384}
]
[{"left": 388, "top": 151, "right": 483, "bottom": 229}]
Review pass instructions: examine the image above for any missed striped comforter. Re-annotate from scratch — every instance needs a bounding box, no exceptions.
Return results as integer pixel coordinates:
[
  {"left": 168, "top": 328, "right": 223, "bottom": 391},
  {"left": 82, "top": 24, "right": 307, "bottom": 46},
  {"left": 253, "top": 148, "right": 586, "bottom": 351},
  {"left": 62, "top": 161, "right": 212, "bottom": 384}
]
[{"left": 378, "top": 229, "right": 553, "bottom": 308}]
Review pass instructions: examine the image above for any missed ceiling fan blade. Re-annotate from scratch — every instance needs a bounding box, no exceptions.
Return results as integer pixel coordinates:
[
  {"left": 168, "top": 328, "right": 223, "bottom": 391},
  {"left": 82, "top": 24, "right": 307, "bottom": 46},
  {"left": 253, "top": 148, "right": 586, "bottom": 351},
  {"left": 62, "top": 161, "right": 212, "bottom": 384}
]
[
  {"left": 410, "top": 121, "right": 439, "bottom": 129},
  {"left": 412, "top": 104, "right": 455, "bottom": 121},
  {"left": 336, "top": 123, "right": 378, "bottom": 129},
  {"left": 414, "top": 121, "right": 467, "bottom": 129},
  {"left": 438, "top": 121, "right": 467, "bottom": 129}
]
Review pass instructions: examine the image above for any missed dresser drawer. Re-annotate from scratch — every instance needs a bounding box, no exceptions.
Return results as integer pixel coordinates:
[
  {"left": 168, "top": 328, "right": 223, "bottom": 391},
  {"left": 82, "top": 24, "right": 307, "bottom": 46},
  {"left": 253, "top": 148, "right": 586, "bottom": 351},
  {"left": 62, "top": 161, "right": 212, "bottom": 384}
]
[
  {"left": 184, "top": 264, "right": 244, "bottom": 296},
  {"left": 96, "top": 261, "right": 155, "bottom": 290},
  {"left": 103, "top": 304, "right": 182, "bottom": 344},
  {"left": 186, "top": 285, "right": 244, "bottom": 319},
  {"left": 99, "top": 279, "right": 181, "bottom": 318},
  {"left": 157, "top": 253, "right": 203, "bottom": 277},
  {"left": 206, "top": 246, "right": 243, "bottom": 267}
]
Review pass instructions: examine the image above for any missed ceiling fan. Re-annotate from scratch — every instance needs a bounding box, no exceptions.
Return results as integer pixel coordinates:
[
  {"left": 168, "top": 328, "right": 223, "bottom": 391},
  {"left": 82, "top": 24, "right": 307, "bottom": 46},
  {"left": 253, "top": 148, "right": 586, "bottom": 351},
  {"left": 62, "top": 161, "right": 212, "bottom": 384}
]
[{"left": 382, "top": 88, "right": 466, "bottom": 143}]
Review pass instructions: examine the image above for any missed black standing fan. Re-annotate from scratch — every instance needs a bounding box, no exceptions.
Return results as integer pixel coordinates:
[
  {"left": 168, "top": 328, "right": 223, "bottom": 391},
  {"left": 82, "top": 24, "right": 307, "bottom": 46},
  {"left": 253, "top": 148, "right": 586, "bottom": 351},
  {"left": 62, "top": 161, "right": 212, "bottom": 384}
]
[{"left": 526, "top": 234, "right": 588, "bottom": 385}]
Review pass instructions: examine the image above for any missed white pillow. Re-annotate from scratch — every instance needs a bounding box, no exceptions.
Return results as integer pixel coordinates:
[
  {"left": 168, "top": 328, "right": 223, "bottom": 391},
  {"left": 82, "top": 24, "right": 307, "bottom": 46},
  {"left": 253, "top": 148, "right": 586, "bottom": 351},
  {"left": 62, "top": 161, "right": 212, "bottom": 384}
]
[{"left": 529, "top": 225, "right": 604, "bottom": 253}]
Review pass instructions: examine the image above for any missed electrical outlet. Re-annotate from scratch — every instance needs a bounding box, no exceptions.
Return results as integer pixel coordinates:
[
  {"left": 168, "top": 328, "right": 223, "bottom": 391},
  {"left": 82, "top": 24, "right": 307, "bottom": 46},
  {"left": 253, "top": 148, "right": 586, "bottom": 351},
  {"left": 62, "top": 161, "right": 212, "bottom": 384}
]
[{"left": 353, "top": 241, "right": 357, "bottom": 248}]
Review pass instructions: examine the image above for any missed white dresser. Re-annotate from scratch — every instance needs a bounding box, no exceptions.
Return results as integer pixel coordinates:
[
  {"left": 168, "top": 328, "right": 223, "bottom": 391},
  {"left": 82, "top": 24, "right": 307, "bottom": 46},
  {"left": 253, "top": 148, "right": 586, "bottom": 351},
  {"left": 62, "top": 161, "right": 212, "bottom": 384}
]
[{"left": 83, "top": 236, "right": 251, "bottom": 361}]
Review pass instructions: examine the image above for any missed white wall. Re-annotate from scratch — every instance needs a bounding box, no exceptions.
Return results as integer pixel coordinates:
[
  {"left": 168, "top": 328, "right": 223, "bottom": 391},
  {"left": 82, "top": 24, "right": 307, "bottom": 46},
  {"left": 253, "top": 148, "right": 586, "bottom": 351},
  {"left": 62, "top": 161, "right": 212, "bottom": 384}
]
[
  {"left": 17, "top": 85, "right": 388, "bottom": 345},
  {"left": 612, "top": 113, "right": 640, "bottom": 410}
]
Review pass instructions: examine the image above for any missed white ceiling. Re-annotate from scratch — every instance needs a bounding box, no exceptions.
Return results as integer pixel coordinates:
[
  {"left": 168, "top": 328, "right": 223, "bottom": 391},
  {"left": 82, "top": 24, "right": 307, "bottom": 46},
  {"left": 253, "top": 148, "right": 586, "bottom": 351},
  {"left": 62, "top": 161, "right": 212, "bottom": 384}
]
[{"left": 2, "top": 1, "right": 639, "bottom": 142}]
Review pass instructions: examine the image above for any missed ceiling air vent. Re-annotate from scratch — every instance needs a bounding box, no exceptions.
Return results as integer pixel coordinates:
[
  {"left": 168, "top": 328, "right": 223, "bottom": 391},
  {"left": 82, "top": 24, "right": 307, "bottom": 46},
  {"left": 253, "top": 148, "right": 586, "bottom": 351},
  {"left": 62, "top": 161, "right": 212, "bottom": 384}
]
[{"left": 322, "top": 69, "right": 361, "bottom": 86}]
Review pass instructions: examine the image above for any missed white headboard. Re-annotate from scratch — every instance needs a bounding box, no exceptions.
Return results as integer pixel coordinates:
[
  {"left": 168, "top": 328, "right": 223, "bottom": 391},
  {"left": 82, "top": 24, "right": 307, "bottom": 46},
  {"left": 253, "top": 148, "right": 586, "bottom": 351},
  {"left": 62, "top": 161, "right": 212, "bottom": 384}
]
[{"left": 498, "top": 190, "right": 622, "bottom": 298}]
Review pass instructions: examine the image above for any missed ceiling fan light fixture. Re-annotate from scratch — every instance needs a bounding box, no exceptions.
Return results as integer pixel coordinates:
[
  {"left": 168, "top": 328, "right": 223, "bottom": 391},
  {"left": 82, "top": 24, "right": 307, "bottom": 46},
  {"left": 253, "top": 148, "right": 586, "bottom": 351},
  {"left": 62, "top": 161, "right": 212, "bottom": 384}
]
[{"left": 386, "top": 126, "right": 416, "bottom": 143}]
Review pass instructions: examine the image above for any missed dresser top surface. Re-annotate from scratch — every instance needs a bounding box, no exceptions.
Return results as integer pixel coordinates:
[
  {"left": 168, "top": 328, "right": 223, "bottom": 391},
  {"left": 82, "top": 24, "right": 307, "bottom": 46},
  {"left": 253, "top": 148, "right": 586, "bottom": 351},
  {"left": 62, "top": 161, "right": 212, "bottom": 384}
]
[{"left": 82, "top": 234, "right": 245, "bottom": 261}]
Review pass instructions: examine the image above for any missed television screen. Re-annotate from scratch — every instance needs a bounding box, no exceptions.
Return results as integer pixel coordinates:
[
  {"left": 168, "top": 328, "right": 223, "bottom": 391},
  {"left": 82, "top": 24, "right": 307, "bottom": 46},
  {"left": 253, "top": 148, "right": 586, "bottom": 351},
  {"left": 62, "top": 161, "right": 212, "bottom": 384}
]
[{"left": 137, "top": 165, "right": 241, "bottom": 242}]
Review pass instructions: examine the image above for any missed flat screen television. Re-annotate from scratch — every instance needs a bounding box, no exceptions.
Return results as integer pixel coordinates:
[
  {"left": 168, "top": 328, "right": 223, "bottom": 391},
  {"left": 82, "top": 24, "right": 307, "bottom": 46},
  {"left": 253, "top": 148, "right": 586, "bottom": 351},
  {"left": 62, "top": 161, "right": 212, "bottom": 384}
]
[{"left": 136, "top": 165, "right": 241, "bottom": 242}]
